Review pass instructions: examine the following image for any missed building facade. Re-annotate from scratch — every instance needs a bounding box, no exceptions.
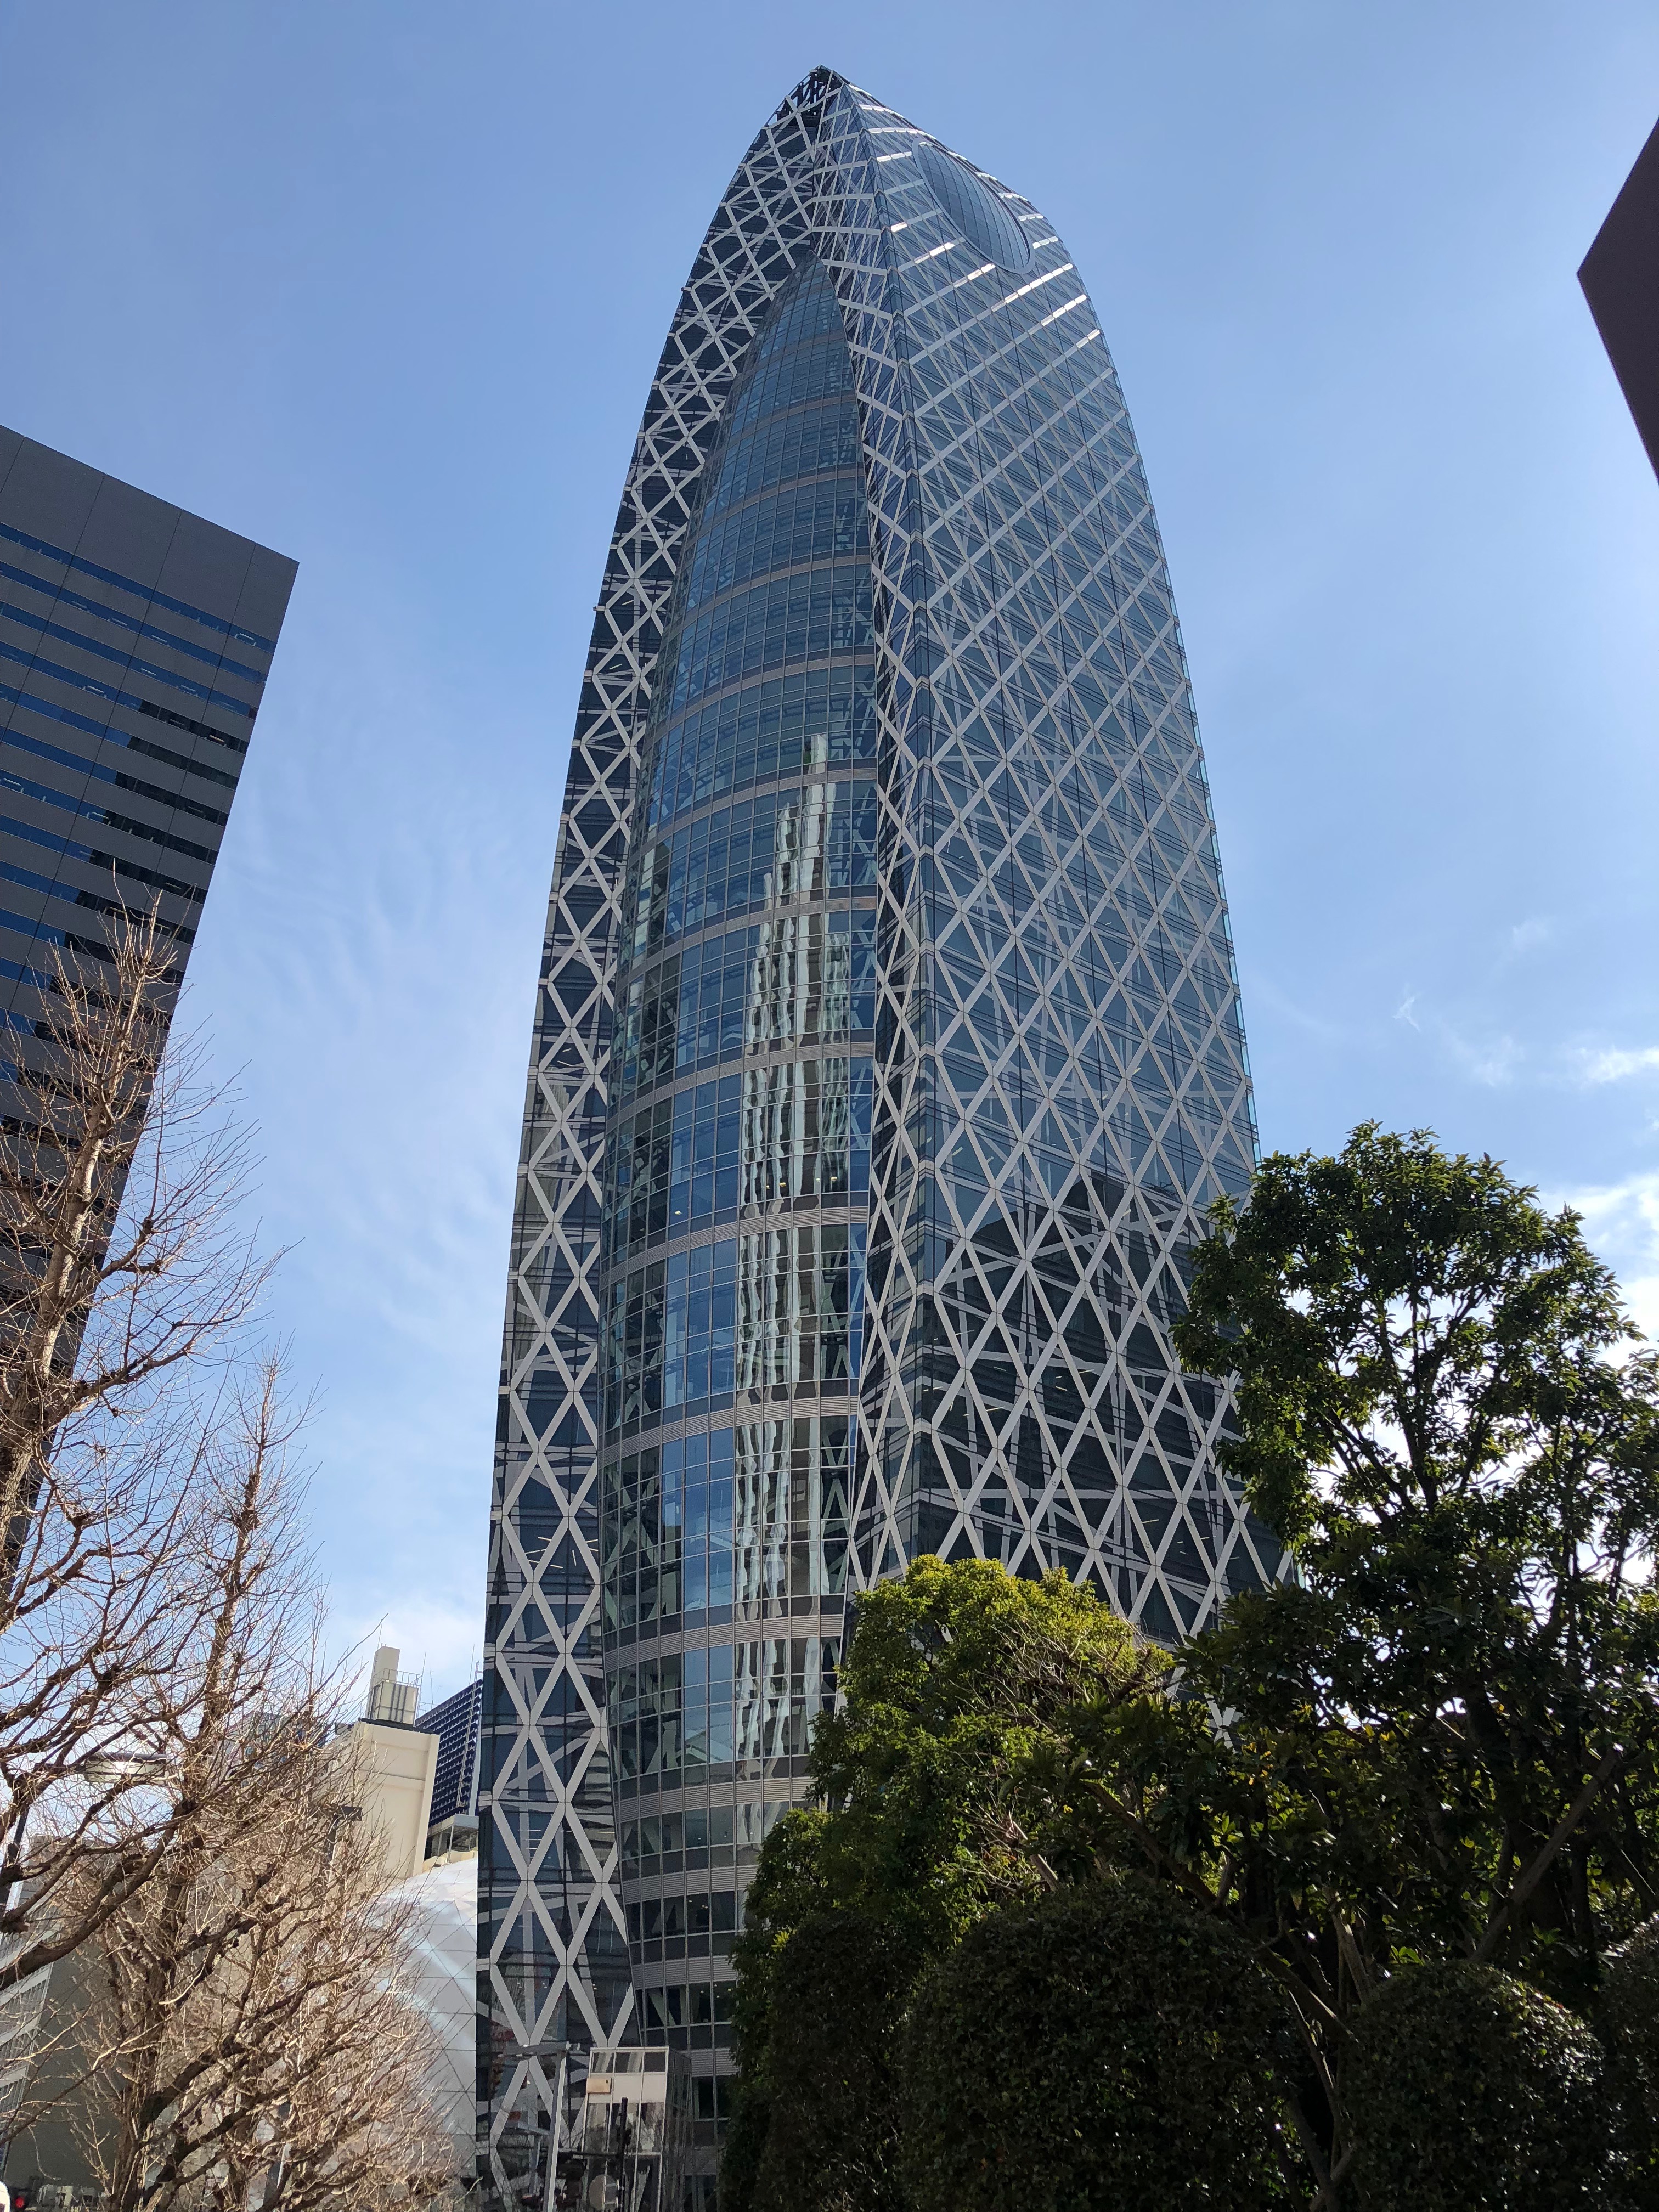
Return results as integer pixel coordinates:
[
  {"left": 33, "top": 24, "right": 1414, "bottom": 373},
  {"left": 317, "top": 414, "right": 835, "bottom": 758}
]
[
  {"left": 418, "top": 1674, "right": 484, "bottom": 1858},
  {"left": 0, "top": 429, "right": 294, "bottom": 1075},
  {"left": 1580, "top": 112, "right": 1659, "bottom": 482},
  {"left": 479, "top": 69, "right": 1276, "bottom": 2193}
]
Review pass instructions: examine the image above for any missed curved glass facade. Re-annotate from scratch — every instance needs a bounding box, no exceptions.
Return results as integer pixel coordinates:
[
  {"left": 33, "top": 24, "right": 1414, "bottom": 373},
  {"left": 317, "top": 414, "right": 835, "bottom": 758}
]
[
  {"left": 599, "top": 272, "right": 871, "bottom": 2046},
  {"left": 479, "top": 69, "right": 1281, "bottom": 2197}
]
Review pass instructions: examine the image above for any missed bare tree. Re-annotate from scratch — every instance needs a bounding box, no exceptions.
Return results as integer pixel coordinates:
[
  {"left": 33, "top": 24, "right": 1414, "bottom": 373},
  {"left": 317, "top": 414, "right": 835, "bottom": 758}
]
[
  {"left": 0, "top": 912, "right": 278, "bottom": 1991},
  {"left": 55, "top": 1389, "right": 452, "bottom": 2210},
  {"left": 0, "top": 916, "right": 458, "bottom": 2208}
]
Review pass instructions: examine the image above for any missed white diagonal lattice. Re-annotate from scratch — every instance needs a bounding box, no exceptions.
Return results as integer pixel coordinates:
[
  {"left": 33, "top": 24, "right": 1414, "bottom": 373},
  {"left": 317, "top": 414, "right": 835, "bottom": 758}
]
[
  {"left": 477, "top": 72, "right": 836, "bottom": 2191},
  {"left": 482, "top": 67, "right": 1283, "bottom": 2184}
]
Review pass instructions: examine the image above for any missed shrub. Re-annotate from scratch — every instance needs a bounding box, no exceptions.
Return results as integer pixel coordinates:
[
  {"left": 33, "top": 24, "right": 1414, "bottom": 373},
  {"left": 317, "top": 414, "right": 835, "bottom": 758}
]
[
  {"left": 899, "top": 1878, "right": 1291, "bottom": 2212},
  {"left": 1598, "top": 1916, "right": 1659, "bottom": 2205},
  {"left": 731, "top": 1912, "right": 909, "bottom": 2212},
  {"left": 1345, "top": 1961, "right": 1612, "bottom": 2209}
]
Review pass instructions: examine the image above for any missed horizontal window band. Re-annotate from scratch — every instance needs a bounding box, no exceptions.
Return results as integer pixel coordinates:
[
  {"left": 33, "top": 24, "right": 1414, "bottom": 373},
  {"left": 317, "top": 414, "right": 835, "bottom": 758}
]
[
  {"left": 0, "top": 521, "right": 277, "bottom": 652},
  {"left": 1, "top": 601, "right": 257, "bottom": 720},
  {"left": 665, "top": 565, "right": 873, "bottom": 718},
  {"left": 0, "top": 765, "right": 218, "bottom": 860},
  {"left": 641, "top": 659, "right": 878, "bottom": 838},
  {"left": 619, "top": 780, "right": 879, "bottom": 973},
  {"left": 0, "top": 642, "right": 249, "bottom": 751},
  {"left": 0, "top": 681, "right": 239, "bottom": 789},
  {"left": 0, "top": 561, "right": 268, "bottom": 684},
  {"left": 683, "top": 477, "right": 870, "bottom": 619},
  {"left": 697, "top": 394, "right": 864, "bottom": 534},
  {"left": 0, "top": 898, "right": 190, "bottom": 964},
  {"left": 0, "top": 815, "right": 205, "bottom": 902},
  {"left": 0, "top": 726, "right": 227, "bottom": 826}
]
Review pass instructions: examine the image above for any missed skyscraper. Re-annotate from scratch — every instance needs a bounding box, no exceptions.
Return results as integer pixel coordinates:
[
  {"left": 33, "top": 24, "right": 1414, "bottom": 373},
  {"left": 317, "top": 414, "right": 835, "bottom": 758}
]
[
  {"left": 418, "top": 1674, "right": 484, "bottom": 1854},
  {"left": 0, "top": 427, "right": 294, "bottom": 1160},
  {"left": 479, "top": 70, "right": 1274, "bottom": 2193},
  {"left": 1579, "top": 114, "right": 1659, "bottom": 481}
]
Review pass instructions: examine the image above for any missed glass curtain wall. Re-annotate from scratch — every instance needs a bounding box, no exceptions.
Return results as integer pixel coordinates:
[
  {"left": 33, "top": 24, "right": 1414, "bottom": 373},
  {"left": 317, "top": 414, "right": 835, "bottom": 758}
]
[
  {"left": 599, "top": 257, "right": 874, "bottom": 2085},
  {"left": 481, "top": 67, "right": 1283, "bottom": 2202}
]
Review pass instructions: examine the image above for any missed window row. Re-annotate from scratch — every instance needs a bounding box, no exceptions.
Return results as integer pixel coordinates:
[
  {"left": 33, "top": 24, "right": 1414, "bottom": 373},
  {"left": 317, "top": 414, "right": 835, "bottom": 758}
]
[
  {"left": 636, "top": 1981, "right": 733, "bottom": 2035},
  {"left": 2, "top": 722, "right": 228, "bottom": 825},
  {"left": 0, "top": 764, "right": 215, "bottom": 863},
  {"left": 627, "top": 1890, "right": 742, "bottom": 1944},
  {"left": 607, "top": 1635, "right": 840, "bottom": 1776},
  {"left": 0, "top": 640, "right": 248, "bottom": 752},
  {"left": 0, "top": 679, "right": 241, "bottom": 789},
  {"left": 684, "top": 475, "right": 867, "bottom": 616},
  {"left": 666, "top": 562, "right": 872, "bottom": 718},
  {"left": 0, "top": 812, "right": 203, "bottom": 905},
  {"left": 603, "top": 1223, "right": 866, "bottom": 1434},
  {"left": 1, "top": 599, "right": 257, "bottom": 721},
  {"left": 624, "top": 778, "right": 877, "bottom": 965},
  {"left": 615, "top": 914, "right": 878, "bottom": 1107},
  {"left": 644, "top": 664, "right": 877, "bottom": 834},
  {"left": 603, "top": 1058, "right": 872, "bottom": 1266},
  {"left": 698, "top": 395, "right": 862, "bottom": 533},
  {"left": 0, "top": 521, "right": 277, "bottom": 652},
  {"left": 602, "top": 1417, "right": 854, "bottom": 1628},
  {"left": 724, "top": 308, "right": 854, "bottom": 443},
  {"left": 620, "top": 1798, "right": 789, "bottom": 1870},
  {"left": 0, "top": 856, "right": 194, "bottom": 945},
  {"left": 0, "top": 558, "right": 268, "bottom": 684}
]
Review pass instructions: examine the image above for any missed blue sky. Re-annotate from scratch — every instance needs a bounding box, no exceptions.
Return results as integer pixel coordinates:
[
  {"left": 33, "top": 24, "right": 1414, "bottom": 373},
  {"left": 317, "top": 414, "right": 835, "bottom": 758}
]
[{"left": 0, "top": 1, "right": 1654, "bottom": 1702}]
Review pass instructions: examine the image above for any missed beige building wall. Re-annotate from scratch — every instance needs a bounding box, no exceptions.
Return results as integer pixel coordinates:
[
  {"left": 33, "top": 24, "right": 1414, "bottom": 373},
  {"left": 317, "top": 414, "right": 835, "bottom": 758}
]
[
  {"left": 334, "top": 1650, "right": 440, "bottom": 1886},
  {"left": 334, "top": 1717, "right": 439, "bottom": 1884}
]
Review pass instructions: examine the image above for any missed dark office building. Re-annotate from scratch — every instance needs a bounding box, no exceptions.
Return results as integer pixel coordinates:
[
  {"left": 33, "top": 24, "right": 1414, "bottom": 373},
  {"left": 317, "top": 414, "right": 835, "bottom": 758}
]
[
  {"left": 1580, "top": 115, "right": 1659, "bottom": 479},
  {"left": 479, "top": 70, "right": 1276, "bottom": 2197},
  {"left": 417, "top": 1674, "right": 483, "bottom": 1835},
  {"left": 0, "top": 428, "right": 293, "bottom": 1098}
]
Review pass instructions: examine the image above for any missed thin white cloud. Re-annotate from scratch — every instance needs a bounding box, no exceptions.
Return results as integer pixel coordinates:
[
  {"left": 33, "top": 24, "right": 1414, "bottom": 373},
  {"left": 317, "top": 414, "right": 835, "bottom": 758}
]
[
  {"left": 1573, "top": 1046, "right": 1659, "bottom": 1087},
  {"left": 1395, "top": 990, "right": 1419, "bottom": 1030},
  {"left": 1441, "top": 1025, "right": 1522, "bottom": 1087},
  {"left": 1550, "top": 1171, "right": 1659, "bottom": 1343},
  {"left": 1509, "top": 917, "right": 1554, "bottom": 953}
]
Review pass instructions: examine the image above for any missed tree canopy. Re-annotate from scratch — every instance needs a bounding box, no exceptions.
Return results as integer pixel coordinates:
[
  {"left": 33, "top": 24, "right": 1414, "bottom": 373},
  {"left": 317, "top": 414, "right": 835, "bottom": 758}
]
[
  {"left": 723, "top": 1126, "right": 1659, "bottom": 2210},
  {"left": 902, "top": 1882, "right": 1291, "bottom": 2212}
]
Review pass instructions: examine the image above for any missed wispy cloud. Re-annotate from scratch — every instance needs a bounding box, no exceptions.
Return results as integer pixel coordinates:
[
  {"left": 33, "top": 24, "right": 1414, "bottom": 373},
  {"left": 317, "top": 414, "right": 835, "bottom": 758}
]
[
  {"left": 1549, "top": 1171, "right": 1659, "bottom": 1342},
  {"left": 1571, "top": 1046, "right": 1659, "bottom": 1087},
  {"left": 1394, "top": 990, "right": 1419, "bottom": 1030},
  {"left": 1442, "top": 1025, "right": 1522, "bottom": 1087},
  {"left": 1509, "top": 917, "right": 1554, "bottom": 953}
]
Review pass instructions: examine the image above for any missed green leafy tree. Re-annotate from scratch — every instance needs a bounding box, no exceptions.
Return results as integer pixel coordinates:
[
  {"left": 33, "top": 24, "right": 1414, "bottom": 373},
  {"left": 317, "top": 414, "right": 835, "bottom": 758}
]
[
  {"left": 723, "top": 1560, "right": 1156, "bottom": 2208},
  {"left": 1344, "top": 1962, "right": 1611, "bottom": 2210},
  {"left": 726, "top": 1128, "right": 1659, "bottom": 2209},
  {"left": 807, "top": 1556, "right": 1157, "bottom": 1947},
  {"left": 747, "top": 1914, "right": 909, "bottom": 2212},
  {"left": 1003, "top": 1124, "right": 1659, "bottom": 2200},
  {"left": 901, "top": 1881, "right": 1293, "bottom": 2212},
  {"left": 1596, "top": 1915, "right": 1659, "bottom": 2204}
]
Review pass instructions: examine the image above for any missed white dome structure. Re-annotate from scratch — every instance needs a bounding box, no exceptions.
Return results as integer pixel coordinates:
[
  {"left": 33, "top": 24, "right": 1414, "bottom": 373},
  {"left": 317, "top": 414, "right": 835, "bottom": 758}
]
[{"left": 391, "top": 1857, "right": 477, "bottom": 2175}]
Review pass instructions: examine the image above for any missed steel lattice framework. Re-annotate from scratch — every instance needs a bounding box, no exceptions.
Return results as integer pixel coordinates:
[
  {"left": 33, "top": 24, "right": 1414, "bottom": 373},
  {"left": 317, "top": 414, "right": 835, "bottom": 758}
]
[{"left": 479, "top": 67, "right": 1279, "bottom": 2183}]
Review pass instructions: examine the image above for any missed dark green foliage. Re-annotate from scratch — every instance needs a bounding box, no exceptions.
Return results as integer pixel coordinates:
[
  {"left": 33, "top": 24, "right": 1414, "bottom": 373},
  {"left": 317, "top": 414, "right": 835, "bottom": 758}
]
[
  {"left": 1345, "top": 1962, "right": 1612, "bottom": 2210},
  {"left": 809, "top": 1556, "right": 1158, "bottom": 1953},
  {"left": 900, "top": 1881, "right": 1291, "bottom": 2212},
  {"left": 1598, "top": 1916, "right": 1659, "bottom": 2203},
  {"left": 1143, "top": 1125, "right": 1659, "bottom": 2004},
  {"left": 721, "top": 1809, "right": 832, "bottom": 2212},
  {"left": 747, "top": 1914, "right": 909, "bottom": 2212},
  {"left": 722, "top": 1564, "right": 1155, "bottom": 2211},
  {"left": 715, "top": 2080, "right": 769, "bottom": 2212}
]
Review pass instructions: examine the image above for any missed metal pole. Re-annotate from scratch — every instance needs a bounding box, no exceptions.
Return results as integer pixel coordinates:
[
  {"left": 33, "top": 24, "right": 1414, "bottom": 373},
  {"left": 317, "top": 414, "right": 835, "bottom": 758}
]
[{"left": 540, "top": 2049, "right": 568, "bottom": 2212}]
